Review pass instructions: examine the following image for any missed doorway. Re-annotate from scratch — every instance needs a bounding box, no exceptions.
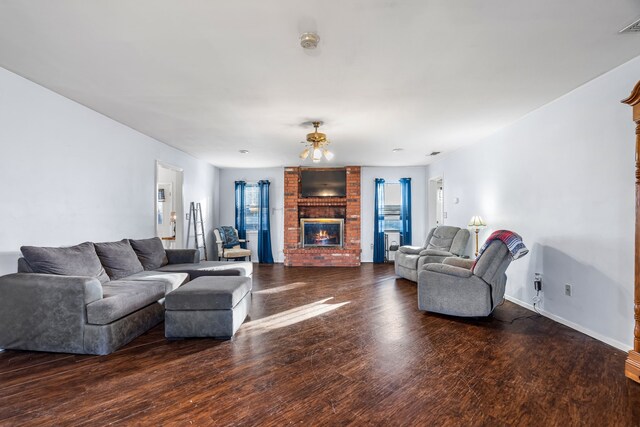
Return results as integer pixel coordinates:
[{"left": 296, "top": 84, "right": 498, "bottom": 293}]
[
  {"left": 156, "top": 161, "right": 184, "bottom": 249},
  {"left": 428, "top": 177, "right": 444, "bottom": 229}
]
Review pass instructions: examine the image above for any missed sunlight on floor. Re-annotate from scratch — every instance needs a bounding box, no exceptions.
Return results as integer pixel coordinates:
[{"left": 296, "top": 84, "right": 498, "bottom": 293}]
[
  {"left": 252, "top": 281, "right": 308, "bottom": 295},
  {"left": 242, "top": 297, "right": 350, "bottom": 333}
]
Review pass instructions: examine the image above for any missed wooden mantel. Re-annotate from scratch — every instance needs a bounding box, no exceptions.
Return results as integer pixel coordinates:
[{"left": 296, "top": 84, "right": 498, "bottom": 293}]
[{"left": 622, "top": 81, "right": 640, "bottom": 383}]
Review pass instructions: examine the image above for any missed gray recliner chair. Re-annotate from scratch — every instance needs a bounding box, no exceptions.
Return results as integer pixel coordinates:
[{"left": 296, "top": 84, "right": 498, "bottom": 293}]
[
  {"left": 394, "top": 226, "right": 470, "bottom": 282},
  {"left": 417, "top": 240, "right": 513, "bottom": 317}
]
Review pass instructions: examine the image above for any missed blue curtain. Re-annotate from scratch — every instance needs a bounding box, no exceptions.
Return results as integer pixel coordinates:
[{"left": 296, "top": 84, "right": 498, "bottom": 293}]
[
  {"left": 258, "top": 180, "right": 274, "bottom": 264},
  {"left": 400, "top": 177, "right": 412, "bottom": 246},
  {"left": 234, "top": 181, "right": 247, "bottom": 249},
  {"left": 373, "top": 178, "right": 385, "bottom": 263}
]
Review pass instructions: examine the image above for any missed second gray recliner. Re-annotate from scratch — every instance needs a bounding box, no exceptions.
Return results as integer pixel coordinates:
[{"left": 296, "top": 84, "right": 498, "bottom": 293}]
[
  {"left": 394, "top": 226, "right": 470, "bottom": 282},
  {"left": 417, "top": 240, "right": 513, "bottom": 317}
]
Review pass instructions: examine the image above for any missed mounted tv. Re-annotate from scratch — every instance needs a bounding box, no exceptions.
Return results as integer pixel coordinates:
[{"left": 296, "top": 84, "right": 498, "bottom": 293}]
[{"left": 300, "top": 169, "right": 347, "bottom": 198}]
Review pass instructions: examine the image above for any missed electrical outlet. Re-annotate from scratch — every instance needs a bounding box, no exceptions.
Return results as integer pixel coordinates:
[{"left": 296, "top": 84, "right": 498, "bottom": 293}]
[
  {"left": 370, "top": 243, "right": 374, "bottom": 249},
  {"left": 565, "top": 284, "right": 572, "bottom": 296},
  {"left": 443, "top": 212, "right": 448, "bottom": 219}
]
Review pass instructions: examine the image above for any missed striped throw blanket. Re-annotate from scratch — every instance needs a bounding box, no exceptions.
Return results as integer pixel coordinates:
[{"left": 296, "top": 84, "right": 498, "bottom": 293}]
[{"left": 473, "top": 230, "right": 528, "bottom": 268}]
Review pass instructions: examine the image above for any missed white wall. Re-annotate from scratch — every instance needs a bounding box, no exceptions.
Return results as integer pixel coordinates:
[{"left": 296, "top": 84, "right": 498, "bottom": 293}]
[
  {"left": 218, "top": 168, "right": 284, "bottom": 262},
  {"left": 219, "top": 166, "right": 427, "bottom": 264},
  {"left": 361, "top": 166, "right": 427, "bottom": 262},
  {"left": 0, "top": 67, "right": 220, "bottom": 274},
  {"left": 426, "top": 56, "right": 640, "bottom": 350}
]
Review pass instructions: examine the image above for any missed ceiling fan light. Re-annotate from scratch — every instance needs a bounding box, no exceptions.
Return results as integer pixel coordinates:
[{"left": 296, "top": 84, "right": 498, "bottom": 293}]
[
  {"left": 299, "top": 122, "right": 334, "bottom": 163},
  {"left": 323, "top": 149, "right": 334, "bottom": 161}
]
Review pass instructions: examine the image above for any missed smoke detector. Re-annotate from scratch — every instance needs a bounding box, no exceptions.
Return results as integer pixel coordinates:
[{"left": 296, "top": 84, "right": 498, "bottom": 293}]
[
  {"left": 620, "top": 17, "right": 640, "bottom": 33},
  {"left": 300, "top": 32, "right": 320, "bottom": 49}
]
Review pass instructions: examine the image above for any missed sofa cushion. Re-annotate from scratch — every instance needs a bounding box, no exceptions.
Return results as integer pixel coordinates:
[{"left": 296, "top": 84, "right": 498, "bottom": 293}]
[
  {"left": 20, "top": 242, "right": 110, "bottom": 284},
  {"left": 222, "top": 248, "right": 251, "bottom": 258},
  {"left": 426, "top": 226, "right": 460, "bottom": 251},
  {"left": 424, "top": 263, "right": 474, "bottom": 278},
  {"left": 398, "top": 246, "right": 423, "bottom": 255},
  {"left": 156, "top": 260, "right": 253, "bottom": 278},
  {"left": 419, "top": 249, "right": 453, "bottom": 257},
  {"left": 165, "top": 249, "right": 200, "bottom": 265},
  {"left": 397, "top": 253, "right": 420, "bottom": 270},
  {"left": 125, "top": 270, "right": 189, "bottom": 293},
  {"left": 165, "top": 276, "right": 252, "bottom": 310},
  {"left": 94, "top": 239, "right": 144, "bottom": 280},
  {"left": 86, "top": 280, "right": 165, "bottom": 325},
  {"left": 129, "top": 237, "right": 168, "bottom": 270},
  {"left": 443, "top": 257, "right": 475, "bottom": 270}
]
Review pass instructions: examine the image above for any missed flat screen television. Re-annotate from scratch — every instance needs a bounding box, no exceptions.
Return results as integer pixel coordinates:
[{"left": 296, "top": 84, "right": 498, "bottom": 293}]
[{"left": 300, "top": 169, "right": 347, "bottom": 198}]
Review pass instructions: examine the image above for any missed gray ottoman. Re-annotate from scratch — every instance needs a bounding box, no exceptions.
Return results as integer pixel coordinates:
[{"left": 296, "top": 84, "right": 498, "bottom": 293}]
[{"left": 164, "top": 276, "right": 251, "bottom": 339}]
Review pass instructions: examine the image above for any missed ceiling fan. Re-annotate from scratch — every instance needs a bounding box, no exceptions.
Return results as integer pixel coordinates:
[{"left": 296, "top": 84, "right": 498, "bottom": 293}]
[{"left": 299, "top": 121, "right": 334, "bottom": 163}]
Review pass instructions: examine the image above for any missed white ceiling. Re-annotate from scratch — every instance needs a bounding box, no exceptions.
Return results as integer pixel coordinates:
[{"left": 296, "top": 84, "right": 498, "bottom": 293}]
[{"left": 1, "top": 1, "right": 640, "bottom": 168}]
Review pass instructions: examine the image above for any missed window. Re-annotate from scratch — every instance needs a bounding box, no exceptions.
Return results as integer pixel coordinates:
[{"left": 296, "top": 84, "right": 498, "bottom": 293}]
[
  {"left": 244, "top": 183, "right": 260, "bottom": 231},
  {"left": 383, "top": 182, "right": 402, "bottom": 231}
]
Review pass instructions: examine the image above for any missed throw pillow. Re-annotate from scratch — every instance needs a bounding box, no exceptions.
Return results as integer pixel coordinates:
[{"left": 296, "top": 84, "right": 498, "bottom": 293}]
[
  {"left": 129, "top": 237, "right": 169, "bottom": 270},
  {"left": 20, "top": 242, "right": 110, "bottom": 284},
  {"left": 94, "top": 239, "right": 144, "bottom": 280},
  {"left": 218, "top": 226, "right": 240, "bottom": 249}
]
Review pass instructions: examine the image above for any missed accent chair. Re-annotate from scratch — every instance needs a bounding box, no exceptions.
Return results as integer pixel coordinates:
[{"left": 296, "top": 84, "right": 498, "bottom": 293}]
[{"left": 213, "top": 228, "right": 252, "bottom": 261}]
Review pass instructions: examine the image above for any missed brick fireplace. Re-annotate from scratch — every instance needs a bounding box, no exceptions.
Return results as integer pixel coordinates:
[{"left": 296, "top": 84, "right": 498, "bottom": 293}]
[{"left": 284, "top": 166, "right": 361, "bottom": 267}]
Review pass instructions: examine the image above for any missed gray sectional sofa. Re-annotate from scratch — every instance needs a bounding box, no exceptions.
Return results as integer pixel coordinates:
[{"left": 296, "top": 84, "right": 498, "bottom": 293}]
[{"left": 0, "top": 237, "right": 252, "bottom": 355}]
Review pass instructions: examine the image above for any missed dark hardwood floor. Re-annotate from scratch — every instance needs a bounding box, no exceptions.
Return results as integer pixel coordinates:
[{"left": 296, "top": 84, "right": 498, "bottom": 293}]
[{"left": 1, "top": 264, "right": 640, "bottom": 426}]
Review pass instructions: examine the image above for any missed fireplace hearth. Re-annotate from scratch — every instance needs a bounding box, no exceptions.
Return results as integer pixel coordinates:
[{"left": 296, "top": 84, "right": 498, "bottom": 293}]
[{"left": 301, "top": 218, "right": 343, "bottom": 247}]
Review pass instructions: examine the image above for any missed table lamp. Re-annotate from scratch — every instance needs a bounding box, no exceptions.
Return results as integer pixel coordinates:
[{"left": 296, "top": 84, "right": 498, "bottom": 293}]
[{"left": 468, "top": 216, "right": 487, "bottom": 257}]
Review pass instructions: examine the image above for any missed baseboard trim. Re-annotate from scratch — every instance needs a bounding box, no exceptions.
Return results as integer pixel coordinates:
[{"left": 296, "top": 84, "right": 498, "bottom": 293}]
[{"left": 504, "top": 295, "right": 631, "bottom": 352}]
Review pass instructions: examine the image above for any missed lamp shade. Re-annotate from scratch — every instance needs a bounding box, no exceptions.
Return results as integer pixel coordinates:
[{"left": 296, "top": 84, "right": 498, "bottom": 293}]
[
  {"left": 312, "top": 147, "right": 322, "bottom": 161},
  {"left": 468, "top": 216, "right": 486, "bottom": 228},
  {"left": 323, "top": 149, "right": 334, "bottom": 161}
]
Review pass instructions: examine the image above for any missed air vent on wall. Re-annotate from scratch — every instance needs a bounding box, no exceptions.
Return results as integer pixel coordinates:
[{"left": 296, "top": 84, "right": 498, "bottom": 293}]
[{"left": 620, "top": 17, "right": 640, "bottom": 33}]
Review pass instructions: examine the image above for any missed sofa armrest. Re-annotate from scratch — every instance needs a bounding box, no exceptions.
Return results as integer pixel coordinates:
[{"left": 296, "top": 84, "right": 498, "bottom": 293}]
[
  {"left": 0, "top": 273, "right": 103, "bottom": 353},
  {"left": 443, "top": 257, "right": 475, "bottom": 270},
  {"left": 166, "top": 249, "right": 201, "bottom": 264},
  {"left": 398, "top": 246, "right": 424, "bottom": 255},
  {"left": 419, "top": 249, "right": 452, "bottom": 257},
  {"left": 423, "top": 263, "right": 474, "bottom": 278}
]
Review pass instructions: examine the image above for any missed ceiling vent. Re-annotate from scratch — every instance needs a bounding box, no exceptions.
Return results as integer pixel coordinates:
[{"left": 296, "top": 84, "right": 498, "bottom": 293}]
[{"left": 619, "top": 18, "right": 640, "bottom": 33}]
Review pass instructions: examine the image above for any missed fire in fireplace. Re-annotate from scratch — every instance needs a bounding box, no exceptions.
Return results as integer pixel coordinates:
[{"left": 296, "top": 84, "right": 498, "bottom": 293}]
[{"left": 300, "top": 218, "right": 344, "bottom": 247}]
